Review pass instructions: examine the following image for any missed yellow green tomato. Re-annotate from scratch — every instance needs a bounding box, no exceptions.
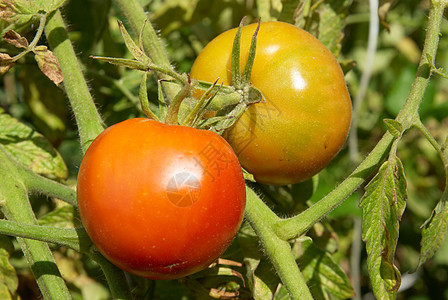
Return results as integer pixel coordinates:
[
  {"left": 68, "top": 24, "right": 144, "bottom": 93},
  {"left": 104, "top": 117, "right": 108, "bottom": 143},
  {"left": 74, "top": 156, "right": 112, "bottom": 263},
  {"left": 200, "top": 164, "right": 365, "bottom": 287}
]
[{"left": 190, "top": 21, "right": 352, "bottom": 185}]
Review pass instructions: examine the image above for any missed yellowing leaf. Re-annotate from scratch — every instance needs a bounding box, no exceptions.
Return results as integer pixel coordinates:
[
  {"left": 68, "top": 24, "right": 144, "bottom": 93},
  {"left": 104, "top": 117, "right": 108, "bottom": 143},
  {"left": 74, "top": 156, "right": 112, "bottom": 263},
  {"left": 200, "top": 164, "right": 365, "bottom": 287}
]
[{"left": 0, "top": 111, "right": 68, "bottom": 180}]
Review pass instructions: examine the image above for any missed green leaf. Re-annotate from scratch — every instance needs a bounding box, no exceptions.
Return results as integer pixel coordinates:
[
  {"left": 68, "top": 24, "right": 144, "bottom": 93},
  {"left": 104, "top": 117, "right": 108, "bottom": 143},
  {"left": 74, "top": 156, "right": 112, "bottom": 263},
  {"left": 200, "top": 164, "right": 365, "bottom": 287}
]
[
  {"left": 416, "top": 189, "right": 448, "bottom": 270},
  {"left": 360, "top": 157, "right": 407, "bottom": 299},
  {"left": 0, "top": 111, "right": 68, "bottom": 180},
  {"left": 0, "top": 0, "right": 65, "bottom": 28},
  {"left": 292, "top": 0, "right": 352, "bottom": 57},
  {"left": 294, "top": 238, "right": 354, "bottom": 299},
  {"left": 0, "top": 235, "right": 17, "bottom": 299},
  {"left": 117, "top": 20, "right": 151, "bottom": 64},
  {"left": 0, "top": 0, "right": 36, "bottom": 27},
  {"left": 383, "top": 119, "right": 403, "bottom": 138},
  {"left": 91, "top": 56, "right": 148, "bottom": 71},
  {"left": 231, "top": 18, "right": 244, "bottom": 89},
  {"left": 316, "top": 0, "right": 352, "bottom": 57},
  {"left": 38, "top": 205, "right": 77, "bottom": 228}
]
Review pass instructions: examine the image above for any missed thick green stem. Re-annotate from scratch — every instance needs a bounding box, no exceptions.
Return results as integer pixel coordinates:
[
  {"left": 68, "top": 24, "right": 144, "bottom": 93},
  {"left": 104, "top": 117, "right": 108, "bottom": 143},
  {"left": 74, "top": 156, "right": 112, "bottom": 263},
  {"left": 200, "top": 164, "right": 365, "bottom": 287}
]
[
  {"left": 44, "top": 10, "right": 104, "bottom": 153},
  {"left": 88, "top": 250, "right": 134, "bottom": 300},
  {"left": 273, "top": 0, "right": 446, "bottom": 240},
  {"left": 0, "top": 149, "right": 71, "bottom": 299},
  {"left": 244, "top": 187, "right": 313, "bottom": 299},
  {"left": 113, "top": 0, "right": 179, "bottom": 101}
]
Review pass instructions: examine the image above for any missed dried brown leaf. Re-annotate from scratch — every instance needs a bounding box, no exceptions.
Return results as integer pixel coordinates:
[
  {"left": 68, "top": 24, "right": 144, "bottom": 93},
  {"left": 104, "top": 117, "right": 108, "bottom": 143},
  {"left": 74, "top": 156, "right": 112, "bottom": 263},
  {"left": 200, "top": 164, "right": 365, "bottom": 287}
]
[
  {"left": 34, "top": 47, "right": 63, "bottom": 86},
  {"left": 3, "top": 29, "right": 29, "bottom": 48},
  {"left": 0, "top": 52, "right": 14, "bottom": 74}
]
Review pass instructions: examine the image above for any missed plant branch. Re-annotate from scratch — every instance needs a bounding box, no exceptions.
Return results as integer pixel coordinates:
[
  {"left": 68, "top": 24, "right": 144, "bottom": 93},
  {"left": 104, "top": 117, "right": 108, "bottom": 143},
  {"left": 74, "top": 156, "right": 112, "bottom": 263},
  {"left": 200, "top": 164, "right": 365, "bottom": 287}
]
[
  {"left": 44, "top": 10, "right": 104, "bottom": 153},
  {"left": 88, "top": 249, "right": 134, "bottom": 300},
  {"left": 10, "top": 13, "right": 47, "bottom": 62},
  {"left": 244, "top": 187, "right": 313, "bottom": 299},
  {"left": 0, "top": 219, "right": 86, "bottom": 252},
  {"left": 413, "top": 119, "right": 448, "bottom": 180},
  {"left": 273, "top": 0, "right": 446, "bottom": 240},
  {"left": 18, "top": 166, "right": 77, "bottom": 206},
  {"left": 0, "top": 148, "right": 71, "bottom": 299},
  {"left": 113, "top": 0, "right": 180, "bottom": 101}
]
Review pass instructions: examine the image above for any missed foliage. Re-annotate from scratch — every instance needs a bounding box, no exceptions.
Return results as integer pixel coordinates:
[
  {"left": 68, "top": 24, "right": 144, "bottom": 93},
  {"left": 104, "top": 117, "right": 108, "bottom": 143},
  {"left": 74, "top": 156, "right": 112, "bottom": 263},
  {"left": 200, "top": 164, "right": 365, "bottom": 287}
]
[{"left": 0, "top": 0, "right": 447, "bottom": 299}]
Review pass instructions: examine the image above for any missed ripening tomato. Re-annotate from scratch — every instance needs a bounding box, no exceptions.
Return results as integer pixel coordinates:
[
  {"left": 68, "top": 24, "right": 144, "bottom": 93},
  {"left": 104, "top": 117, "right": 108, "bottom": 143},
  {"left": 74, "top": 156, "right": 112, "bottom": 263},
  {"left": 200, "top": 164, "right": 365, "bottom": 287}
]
[
  {"left": 77, "top": 118, "right": 246, "bottom": 280},
  {"left": 190, "top": 21, "right": 352, "bottom": 185}
]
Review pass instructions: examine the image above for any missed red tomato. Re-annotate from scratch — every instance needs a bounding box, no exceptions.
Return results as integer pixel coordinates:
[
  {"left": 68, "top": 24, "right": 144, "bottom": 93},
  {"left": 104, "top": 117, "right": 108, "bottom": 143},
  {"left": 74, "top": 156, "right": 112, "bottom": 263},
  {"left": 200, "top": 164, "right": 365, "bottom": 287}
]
[
  {"left": 190, "top": 21, "right": 352, "bottom": 185},
  {"left": 77, "top": 118, "right": 246, "bottom": 279}
]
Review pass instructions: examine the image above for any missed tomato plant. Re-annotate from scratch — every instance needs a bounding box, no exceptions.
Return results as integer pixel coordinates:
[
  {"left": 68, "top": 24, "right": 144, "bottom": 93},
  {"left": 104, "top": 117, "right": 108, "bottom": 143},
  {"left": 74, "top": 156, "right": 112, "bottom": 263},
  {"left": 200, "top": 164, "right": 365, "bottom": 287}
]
[
  {"left": 190, "top": 21, "right": 352, "bottom": 185},
  {"left": 77, "top": 118, "right": 246, "bottom": 280},
  {"left": 0, "top": 0, "right": 447, "bottom": 299}
]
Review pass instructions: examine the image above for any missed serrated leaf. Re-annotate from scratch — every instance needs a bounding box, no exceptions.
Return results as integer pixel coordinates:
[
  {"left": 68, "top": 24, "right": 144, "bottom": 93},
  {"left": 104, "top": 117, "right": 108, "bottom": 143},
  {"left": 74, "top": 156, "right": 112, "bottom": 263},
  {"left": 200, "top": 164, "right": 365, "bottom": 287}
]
[
  {"left": 416, "top": 190, "right": 448, "bottom": 270},
  {"left": 383, "top": 119, "right": 403, "bottom": 138},
  {"left": 317, "top": 0, "right": 352, "bottom": 57},
  {"left": 0, "top": 236, "right": 18, "bottom": 299},
  {"left": 360, "top": 158, "right": 407, "bottom": 299},
  {"left": 38, "top": 205, "right": 76, "bottom": 228},
  {"left": 294, "top": 238, "right": 354, "bottom": 299},
  {"left": 292, "top": 0, "right": 352, "bottom": 57},
  {"left": 3, "top": 29, "right": 28, "bottom": 48},
  {"left": 0, "top": 0, "right": 35, "bottom": 26},
  {"left": 0, "top": 111, "right": 68, "bottom": 180},
  {"left": 0, "top": 0, "right": 65, "bottom": 28},
  {"left": 34, "top": 46, "right": 63, "bottom": 86}
]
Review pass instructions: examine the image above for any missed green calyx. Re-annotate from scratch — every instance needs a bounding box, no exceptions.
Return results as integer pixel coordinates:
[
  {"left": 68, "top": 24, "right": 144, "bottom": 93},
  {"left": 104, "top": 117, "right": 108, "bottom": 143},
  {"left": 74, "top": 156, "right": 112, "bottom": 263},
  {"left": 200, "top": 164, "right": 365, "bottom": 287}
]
[{"left": 91, "top": 18, "right": 263, "bottom": 132}]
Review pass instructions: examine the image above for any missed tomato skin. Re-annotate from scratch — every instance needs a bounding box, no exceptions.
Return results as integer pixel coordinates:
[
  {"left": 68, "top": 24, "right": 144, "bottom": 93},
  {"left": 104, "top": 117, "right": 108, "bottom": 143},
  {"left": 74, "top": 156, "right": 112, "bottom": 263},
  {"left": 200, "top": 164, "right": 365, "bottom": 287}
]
[
  {"left": 190, "top": 21, "right": 352, "bottom": 185},
  {"left": 77, "top": 118, "right": 246, "bottom": 280}
]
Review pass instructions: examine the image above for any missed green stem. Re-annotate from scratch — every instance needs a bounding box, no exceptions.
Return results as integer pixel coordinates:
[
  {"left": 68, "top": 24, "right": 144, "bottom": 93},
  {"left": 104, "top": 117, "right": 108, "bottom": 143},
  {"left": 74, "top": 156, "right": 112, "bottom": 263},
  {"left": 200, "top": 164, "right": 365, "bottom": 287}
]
[
  {"left": 414, "top": 119, "right": 448, "bottom": 178},
  {"left": 276, "top": 133, "right": 393, "bottom": 239},
  {"left": 113, "top": 0, "right": 179, "bottom": 101},
  {"left": 244, "top": 187, "right": 313, "bottom": 299},
  {"left": 44, "top": 10, "right": 104, "bottom": 153},
  {"left": 0, "top": 148, "right": 71, "bottom": 299},
  {"left": 18, "top": 166, "right": 77, "bottom": 206},
  {"left": 273, "top": 0, "right": 446, "bottom": 240},
  {"left": 11, "top": 13, "right": 47, "bottom": 62},
  {"left": 165, "top": 78, "right": 191, "bottom": 125},
  {"left": 88, "top": 250, "right": 134, "bottom": 300},
  {"left": 0, "top": 219, "right": 86, "bottom": 252}
]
